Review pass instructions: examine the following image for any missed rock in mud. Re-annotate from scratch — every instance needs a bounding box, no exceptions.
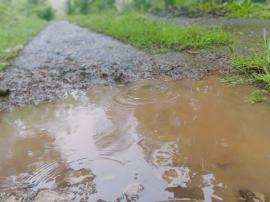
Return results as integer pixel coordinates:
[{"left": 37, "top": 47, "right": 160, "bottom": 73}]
[
  {"left": 34, "top": 190, "right": 74, "bottom": 202},
  {"left": 239, "top": 190, "right": 270, "bottom": 202},
  {"left": 0, "top": 88, "right": 10, "bottom": 97},
  {"left": 165, "top": 186, "right": 204, "bottom": 200},
  {"left": 123, "top": 182, "right": 144, "bottom": 200}
]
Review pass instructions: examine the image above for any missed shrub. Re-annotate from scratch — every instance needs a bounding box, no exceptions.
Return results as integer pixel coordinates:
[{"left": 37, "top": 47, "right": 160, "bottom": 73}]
[{"left": 37, "top": 6, "right": 54, "bottom": 21}]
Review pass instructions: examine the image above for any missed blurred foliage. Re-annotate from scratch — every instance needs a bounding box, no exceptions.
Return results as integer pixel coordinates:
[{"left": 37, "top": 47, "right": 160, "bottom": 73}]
[
  {"left": 37, "top": 6, "right": 54, "bottom": 20},
  {"left": 69, "top": 11, "right": 230, "bottom": 51},
  {"left": 0, "top": 0, "right": 47, "bottom": 69},
  {"left": 64, "top": 0, "right": 270, "bottom": 18},
  {"left": 223, "top": 30, "right": 270, "bottom": 96},
  {"left": 66, "top": 0, "right": 114, "bottom": 14}
]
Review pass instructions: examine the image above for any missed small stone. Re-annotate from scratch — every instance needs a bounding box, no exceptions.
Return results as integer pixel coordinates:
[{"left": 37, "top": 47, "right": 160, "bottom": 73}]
[
  {"left": 239, "top": 190, "right": 270, "bottom": 202},
  {"left": 165, "top": 186, "right": 204, "bottom": 200},
  {"left": 0, "top": 89, "right": 10, "bottom": 97}
]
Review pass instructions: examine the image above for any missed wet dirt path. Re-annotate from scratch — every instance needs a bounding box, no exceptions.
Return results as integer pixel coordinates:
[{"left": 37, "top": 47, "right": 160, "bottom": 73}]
[
  {"left": 0, "top": 21, "right": 228, "bottom": 111},
  {"left": 1, "top": 77, "right": 270, "bottom": 201},
  {"left": 1, "top": 16, "right": 270, "bottom": 202}
]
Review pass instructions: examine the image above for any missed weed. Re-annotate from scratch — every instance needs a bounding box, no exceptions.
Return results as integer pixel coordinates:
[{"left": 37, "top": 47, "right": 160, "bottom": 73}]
[
  {"left": 245, "top": 89, "right": 264, "bottom": 104},
  {"left": 224, "top": 29, "right": 270, "bottom": 101}
]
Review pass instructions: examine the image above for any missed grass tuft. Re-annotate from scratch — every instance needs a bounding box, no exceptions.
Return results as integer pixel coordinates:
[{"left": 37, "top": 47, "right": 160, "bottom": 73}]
[
  {"left": 245, "top": 89, "right": 264, "bottom": 104},
  {"left": 223, "top": 29, "right": 270, "bottom": 103}
]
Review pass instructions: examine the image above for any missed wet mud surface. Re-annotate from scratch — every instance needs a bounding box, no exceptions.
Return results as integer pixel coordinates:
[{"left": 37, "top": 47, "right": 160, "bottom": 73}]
[
  {"left": 0, "top": 77, "right": 270, "bottom": 201},
  {"left": 0, "top": 21, "right": 228, "bottom": 111}
]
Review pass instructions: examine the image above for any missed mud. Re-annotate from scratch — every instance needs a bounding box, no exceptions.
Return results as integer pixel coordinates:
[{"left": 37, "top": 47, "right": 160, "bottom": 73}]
[
  {"left": 0, "top": 21, "right": 229, "bottom": 111},
  {"left": 151, "top": 7, "right": 227, "bottom": 18}
]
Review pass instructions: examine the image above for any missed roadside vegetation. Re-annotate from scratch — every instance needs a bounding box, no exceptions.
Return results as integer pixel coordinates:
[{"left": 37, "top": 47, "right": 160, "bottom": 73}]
[
  {"left": 67, "top": 0, "right": 231, "bottom": 52},
  {"left": 150, "top": 0, "right": 270, "bottom": 18},
  {"left": 65, "top": 0, "right": 270, "bottom": 18},
  {"left": 0, "top": 0, "right": 51, "bottom": 70},
  {"left": 69, "top": 11, "right": 230, "bottom": 52},
  {"left": 222, "top": 30, "right": 270, "bottom": 103},
  {"left": 66, "top": 0, "right": 270, "bottom": 103}
]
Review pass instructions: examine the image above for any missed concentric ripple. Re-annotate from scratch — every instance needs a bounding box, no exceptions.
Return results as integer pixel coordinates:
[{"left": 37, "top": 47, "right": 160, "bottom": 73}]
[{"left": 114, "top": 80, "right": 179, "bottom": 107}]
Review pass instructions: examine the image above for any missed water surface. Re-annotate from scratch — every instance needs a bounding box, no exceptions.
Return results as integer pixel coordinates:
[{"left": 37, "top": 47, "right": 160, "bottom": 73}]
[{"left": 0, "top": 77, "right": 270, "bottom": 201}]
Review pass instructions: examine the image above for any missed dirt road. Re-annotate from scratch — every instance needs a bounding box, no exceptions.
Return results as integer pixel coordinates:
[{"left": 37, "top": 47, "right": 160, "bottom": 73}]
[{"left": 0, "top": 21, "right": 228, "bottom": 111}]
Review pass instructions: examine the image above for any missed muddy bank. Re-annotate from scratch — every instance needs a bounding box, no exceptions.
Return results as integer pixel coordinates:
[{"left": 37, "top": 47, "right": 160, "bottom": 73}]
[{"left": 0, "top": 21, "right": 229, "bottom": 111}]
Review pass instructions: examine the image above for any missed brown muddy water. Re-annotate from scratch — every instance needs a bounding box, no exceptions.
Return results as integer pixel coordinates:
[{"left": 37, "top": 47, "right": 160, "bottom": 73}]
[{"left": 0, "top": 76, "right": 270, "bottom": 201}]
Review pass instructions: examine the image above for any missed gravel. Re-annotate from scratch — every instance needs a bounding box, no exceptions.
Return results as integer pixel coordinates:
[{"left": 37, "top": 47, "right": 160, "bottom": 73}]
[{"left": 0, "top": 21, "right": 229, "bottom": 111}]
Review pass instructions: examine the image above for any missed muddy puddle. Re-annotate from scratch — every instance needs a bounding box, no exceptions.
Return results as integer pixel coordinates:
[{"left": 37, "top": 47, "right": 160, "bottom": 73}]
[{"left": 0, "top": 76, "right": 270, "bottom": 201}]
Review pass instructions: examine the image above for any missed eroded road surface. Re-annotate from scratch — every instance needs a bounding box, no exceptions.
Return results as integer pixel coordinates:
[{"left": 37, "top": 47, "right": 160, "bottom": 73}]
[{"left": 0, "top": 21, "right": 228, "bottom": 111}]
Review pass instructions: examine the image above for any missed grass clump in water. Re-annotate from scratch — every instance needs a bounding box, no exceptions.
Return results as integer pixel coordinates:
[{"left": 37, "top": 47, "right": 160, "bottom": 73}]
[
  {"left": 0, "top": 1, "right": 47, "bottom": 70},
  {"left": 245, "top": 89, "right": 264, "bottom": 104},
  {"left": 69, "top": 11, "right": 230, "bottom": 51}
]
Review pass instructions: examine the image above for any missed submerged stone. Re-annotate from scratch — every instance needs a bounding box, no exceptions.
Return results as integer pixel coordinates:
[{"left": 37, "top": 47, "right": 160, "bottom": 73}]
[
  {"left": 4, "top": 196, "right": 22, "bottom": 202},
  {"left": 56, "top": 168, "right": 95, "bottom": 189},
  {"left": 239, "top": 190, "right": 270, "bottom": 202},
  {"left": 34, "top": 190, "right": 74, "bottom": 202},
  {"left": 165, "top": 186, "right": 204, "bottom": 200}
]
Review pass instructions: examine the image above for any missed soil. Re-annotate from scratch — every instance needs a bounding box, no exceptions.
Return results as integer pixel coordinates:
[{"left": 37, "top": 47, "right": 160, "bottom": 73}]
[
  {"left": 0, "top": 21, "right": 229, "bottom": 111},
  {"left": 150, "top": 7, "right": 228, "bottom": 18}
]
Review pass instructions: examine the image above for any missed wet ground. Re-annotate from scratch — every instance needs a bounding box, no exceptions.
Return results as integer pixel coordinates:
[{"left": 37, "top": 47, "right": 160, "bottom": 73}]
[
  {"left": 0, "top": 77, "right": 270, "bottom": 201},
  {"left": 1, "top": 16, "right": 269, "bottom": 112},
  {"left": 0, "top": 20, "right": 228, "bottom": 111},
  {"left": 1, "top": 12, "right": 270, "bottom": 201},
  {"left": 153, "top": 16, "right": 270, "bottom": 55}
]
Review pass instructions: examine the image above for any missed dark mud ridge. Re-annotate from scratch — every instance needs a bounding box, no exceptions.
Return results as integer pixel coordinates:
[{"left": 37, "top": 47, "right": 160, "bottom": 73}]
[
  {"left": 0, "top": 21, "right": 229, "bottom": 111},
  {"left": 150, "top": 8, "right": 228, "bottom": 18}
]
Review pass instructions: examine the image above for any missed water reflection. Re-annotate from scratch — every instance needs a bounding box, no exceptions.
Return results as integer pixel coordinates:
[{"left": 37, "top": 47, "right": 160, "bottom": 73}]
[{"left": 0, "top": 77, "right": 270, "bottom": 201}]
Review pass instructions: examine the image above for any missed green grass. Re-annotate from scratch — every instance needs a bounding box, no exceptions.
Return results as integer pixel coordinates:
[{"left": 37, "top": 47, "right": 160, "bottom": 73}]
[
  {"left": 69, "top": 11, "right": 231, "bottom": 52},
  {"left": 245, "top": 89, "right": 264, "bottom": 104},
  {"left": 0, "top": 1, "right": 47, "bottom": 70},
  {"left": 223, "top": 30, "right": 270, "bottom": 101},
  {"left": 150, "top": 0, "right": 270, "bottom": 18},
  {"left": 197, "top": 1, "right": 270, "bottom": 18}
]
